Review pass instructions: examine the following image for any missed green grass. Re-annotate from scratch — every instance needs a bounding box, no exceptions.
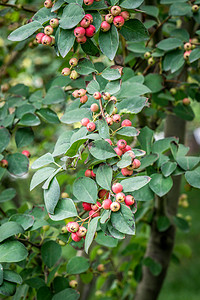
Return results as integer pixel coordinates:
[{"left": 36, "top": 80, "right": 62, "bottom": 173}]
[{"left": 159, "top": 183, "right": 200, "bottom": 300}]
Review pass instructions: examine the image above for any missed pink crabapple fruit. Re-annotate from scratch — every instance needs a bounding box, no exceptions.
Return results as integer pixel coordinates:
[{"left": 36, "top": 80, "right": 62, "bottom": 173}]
[
  {"left": 41, "top": 35, "right": 52, "bottom": 45},
  {"left": 116, "top": 192, "right": 125, "bottom": 202},
  {"left": 36, "top": 33, "right": 45, "bottom": 43},
  {"left": 184, "top": 42, "right": 192, "bottom": 51},
  {"left": 91, "top": 170, "right": 96, "bottom": 178},
  {"left": 70, "top": 70, "right": 79, "bottom": 80},
  {"left": 44, "top": 0, "right": 53, "bottom": 8},
  {"left": 112, "top": 114, "right": 121, "bottom": 123},
  {"left": 76, "top": 36, "right": 87, "bottom": 44},
  {"left": 71, "top": 232, "right": 82, "bottom": 242},
  {"left": 125, "top": 195, "right": 135, "bottom": 206},
  {"left": 50, "top": 18, "right": 59, "bottom": 28},
  {"left": 101, "top": 21, "right": 111, "bottom": 32},
  {"left": 113, "top": 16, "right": 125, "bottom": 28},
  {"left": 112, "top": 183, "right": 123, "bottom": 194},
  {"left": 85, "top": 169, "right": 92, "bottom": 177},
  {"left": 93, "top": 91, "right": 101, "bottom": 99},
  {"left": 85, "top": 25, "right": 96, "bottom": 37},
  {"left": 62, "top": 67, "right": 71, "bottom": 76},
  {"left": 110, "top": 201, "right": 121, "bottom": 212},
  {"left": 114, "top": 147, "right": 123, "bottom": 156},
  {"left": 102, "top": 92, "right": 111, "bottom": 100},
  {"left": 97, "top": 264, "right": 105, "bottom": 272},
  {"left": 90, "top": 103, "right": 99, "bottom": 112},
  {"left": 123, "top": 145, "right": 132, "bottom": 153},
  {"left": 111, "top": 5, "right": 121, "bottom": 16},
  {"left": 44, "top": 25, "right": 53, "bottom": 35},
  {"left": 22, "top": 150, "right": 30, "bottom": 158},
  {"left": 84, "top": 14, "right": 93, "bottom": 23},
  {"left": 80, "top": 95, "right": 88, "bottom": 103},
  {"left": 82, "top": 202, "right": 92, "bottom": 211},
  {"left": 102, "top": 199, "right": 112, "bottom": 210},
  {"left": 91, "top": 201, "right": 101, "bottom": 211},
  {"left": 74, "top": 27, "right": 85, "bottom": 38},
  {"left": 117, "top": 139, "right": 127, "bottom": 150},
  {"left": 182, "top": 98, "right": 190, "bottom": 105},
  {"left": 121, "top": 167, "right": 133, "bottom": 176},
  {"left": 98, "top": 189, "right": 109, "bottom": 199},
  {"left": 87, "top": 122, "right": 96, "bottom": 132},
  {"left": 67, "top": 222, "right": 79, "bottom": 233},
  {"left": 69, "top": 57, "right": 78, "bottom": 67},
  {"left": 0, "top": 159, "right": 8, "bottom": 168},
  {"left": 121, "top": 119, "right": 132, "bottom": 127},
  {"left": 132, "top": 159, "right": 141, "bottom": 169},
  {"left": 89, "top": 210, "right": 100, "bottom": 218},
  {"left": 80, "top": 17, "right": 91, "bottom": 28},
  {"left": 84, "top": 0, "right": 94, "bottom": 5},
  {"left": 120, "top": 11, "right": 130, "bottom": 20},
  {"left": 69, "top": 280, "right": 78, "bottom": 288},
  {"left": 106, "top": 117, "right": 113, "bottom": 126},
  {"left": 76, "top": 226, "right": 87, "bottom": 237},
  {"left": 78, "top": 89, "right": 87, "bottom": 97},
  {"left": 105, "top": 14, "right": 114, "bottom": 24},
  {"left": 81, "top": 118, "right": 90, "bottom": 126}
]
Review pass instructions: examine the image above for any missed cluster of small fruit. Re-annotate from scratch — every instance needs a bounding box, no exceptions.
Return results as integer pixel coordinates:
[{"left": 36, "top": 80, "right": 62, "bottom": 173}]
[
  {"left": 35, "top": 14, "right": 59, "bottom": 46},
  {"left": 63, "top": 221, "right": 87, "bottom": 242},
  {"left": 61, "top": 58, "right": 79, "bottom": 80},
  {"left": 74, "top": 14, "right": 95, "bottom": 44},
  {"left": 183, "top": 40, "right": 197, "bottom": 60},
  {"left": 101, "top": 6, "right": 130, "bottom": 32},
  {"left": 0, "top": 150, "right": 31, "bottom": 168},
  {"left": 143, "top": 52, "right": 155, "bottom": 66}
]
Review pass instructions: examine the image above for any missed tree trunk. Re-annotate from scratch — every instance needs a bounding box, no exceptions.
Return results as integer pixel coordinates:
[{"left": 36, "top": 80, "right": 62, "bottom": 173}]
[{"left": 134, "top": 115, "right": 186, "bottom": 300}]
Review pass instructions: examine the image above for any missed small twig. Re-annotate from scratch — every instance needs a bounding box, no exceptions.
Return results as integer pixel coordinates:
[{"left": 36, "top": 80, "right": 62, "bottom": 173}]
[
  {"left": 0, "top": 207, "right": 6, "bottom": 217},
  {"left": 0, "top": 2, "right": 37, "bottom": 13},
  {"left": 146, "top": 16, "right": 171, "bottom": 47},
  {"left": 17, "top": 237, "right": 41, "bottom": 248},
  {"left": 92, "top": 73, "right": 106, "bottom": 118}
]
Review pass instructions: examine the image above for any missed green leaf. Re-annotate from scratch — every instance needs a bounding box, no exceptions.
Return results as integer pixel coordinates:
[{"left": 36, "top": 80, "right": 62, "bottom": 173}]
[
  {"left": 96, "top": 230, "right": 119, "bottom": 247},
  {"left": 189, "top": 48, "right": 200, "bottom": 63},
  {"left": 117, "top": 127, "right": 139, "bottom": 137},
  {"left": 143, "top": 257, "right": 162, "bottom": 276},
  {"left": 0, "top": 188, "right": 16, "bottom": 203},
  {"left": 176, "top": 156, "right": 199, "bottom": 170},
  {"left": 19, "top": 113, "right": 41, "bottom": 126},
  {"left": 73, "top": 177, "right": 97, "bottom": 204},
  {"left": 101, "top": 67, "right": 121, "bottom": 81},
  {"left": 8, "top": 21, "right": 43, "bottom": 41},
  {"left": 185, "top": 166, "right": 200, "bottom": 189},
  {"left": 59, "top": 3, "right": 85, "bottom": 29},
  {"left": 169, "top": 3, "right": 191, "bottom": 16},
  {"left": 0, "top": 281, "right": 16, "bottom": 297},
  {"left": 41, "top": 241, "right": 62, "bottom": 268},
  {"left": 81, "top": 38, "right": 100, "bottom": 56},
  {"left": 49, "top": 198, "right": 77, "bottom": 221},
  {"left": 57, "top": 28, "right": 75, "bottom": 58},
  {"left": 15, "top": 127, "right": 34, "bottom": 148},
  {"left": 137, "top": 154, "right": 159, "bottom": 171},
  {"left": 107, "top": 221, "right": 125, "bottom": 240},
  {"left": 121, "top": 176, "right": 151, "bottom": 193},
  {"left": 157, "top": 38, "right": 183, "bottom": 51},
  {"left": 161, "top": 161, "right": 177, "bottom": 177},
  {"left": 120, "top": 19, "right": 148, "bottom": 42},
  {"left": 173, "top": 103, "right": 195, "bottom": 121},
  {"left": 141, "top": 5, "right": 159, "bottom": 17},
  {"left": 144, "top": 74, "right": 163, "bottom": 93},
  {"left": 116, "top": 79, "right": 151, "bottom": 98},
  {"left": 173, "top": 216, "right": 189, "bottom": 232},
  {"left": 105, "top": 80, "right": 121, "bottom": 94},
  {"left": 0, "top": 221, "right": 24, "bottom": 243},
  {"left": 66, "top": 127, "right": 88, "bottom": 157},
  {"left": 120, "top": 0, "right": 143, "bottom": 9},
  {"left": 117, "top": 152, "right": 132, "bottom": 168},
  {"left": 96, "top": 164, "right": 112, "bottom": 190},
  {"left": 99, "top": 25, "right": 119, "bottom": 60},
  {"left": 43, "top": 87, "right": 65, "bottom": 105},
  {"left": 132, "top": 184, "right": 154, "bottom": 202},
  {"left": 52, "top": 131, "right": 73, "bottom": 157},
  {"left": 61, "top": 108, "right": 91, "bottom": 124},
  {"left": 37, "top": 108, "right": 60, "bottom": 124},
  {"left": 30, "top": 167, "right": 55, "bottom": 191},
  {"left": 0, "top": 128, "right": 10, "bottom": 153},
  {"left": 44, "top": 177, "right": 60, "bottom": 214},
  {"left": 37, "top": 286, "right": 52, "bottom": 300},
  {"left": 16, "top": 104, "right": 35, "bottom": 119},
  {"left": 0, "top": 264, "right": 3, "bottom": 286},
  {"left": 85, "top": 217, "right": 100, "bottom": 254},
  {"left": 0, "top": 241, "right": 28, "bottom": 263},
  {"left": 149, "top": 174, "right": 173, "bottom": 197},
  {"left": 52, "top": 288, "right": 80, "bottom": 300},
  {"left": 32, "top": 153, "right": 55, "bottom": 169},
  {"left": 152, "top": 137, "right": 177, "bottom": 154},
  {"left": 3, "top": 270, "right": 22, "bottom": 284},
  {"left": 157, "top": 216, "right": 170, "bottom": 232},
  {"left": 7, "top": 153, "right": 29, "bottom": 176},
  {"left": 111, "top": 205, "right": 135, "bottom": 235},
  {"left": 89, "top": 140, "right": 117, "bottom": 160},
  {"left": 33, "top": 7, "right": 56, "bottom": 24},
  {"left": 75, "top": 58, "right": 95, "bottom": 75},
  {"left": 138, "top": 126, "right": 154, "bottom": 155},
  {"left": 9, "top": 214, "right": 34, "bottom": 231},
  {"left": 97, "top": 118, "right": 110, "bottom": 139},
  {"left": 87, "top": 80, "right": 100, "bottom": 94},
  {"left": 67, "top": 257, "right": 90, "bottom": 274}
]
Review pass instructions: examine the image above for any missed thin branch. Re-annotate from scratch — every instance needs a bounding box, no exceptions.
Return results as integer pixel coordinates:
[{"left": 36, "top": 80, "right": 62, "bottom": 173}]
[
  {"left": 146, "top": 16, "right": 171, "bottom": 47},
  {"left": 0, "top": 2, "right": 37, "bottom": 13},
  {"left": 92, "top": 73, "right": 106, "bottom": 118}
]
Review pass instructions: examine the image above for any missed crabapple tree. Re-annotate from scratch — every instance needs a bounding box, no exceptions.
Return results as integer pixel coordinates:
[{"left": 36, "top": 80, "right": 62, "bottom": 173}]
[{"left": 0, "top": 0, "right": 200, "bottom": 299}]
